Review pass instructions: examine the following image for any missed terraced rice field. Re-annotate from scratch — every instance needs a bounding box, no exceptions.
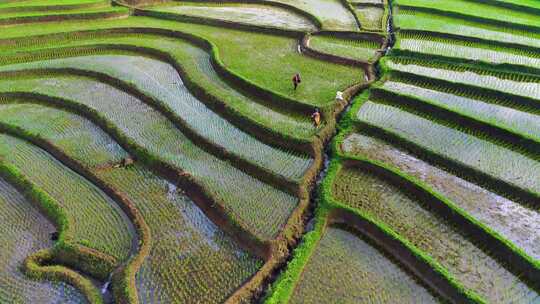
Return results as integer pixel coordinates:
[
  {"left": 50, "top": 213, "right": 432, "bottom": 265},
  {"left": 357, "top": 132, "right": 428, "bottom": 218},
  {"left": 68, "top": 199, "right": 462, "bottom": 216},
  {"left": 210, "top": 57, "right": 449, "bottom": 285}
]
[
  {"left": 332, "top": 166, "right": 538, "bottom": 303},
  {"left": 0, "top": 75, "right": 298, "bottom": 241},
  {"left": 353, "top": 5, "right": 384, "bottom": 31},
  {"left": 396, "top": 0, "right": 540, "bottom": 29},
  {"left": 0, "top": 100, "right": 262, "bottom": 302},
  {"left": 341, "top": 132, "right": 540, "bottom": 260},
  {"left": 386, "top": 59, "right": 540, "bottom": 100},
  {"left": 379, "top": 81, "right": 540, "bottom": 141},
  {"left": 396, "top": 33, "right": 540, "bottom": 70},
  {"left": 394, "top": 9, "right": 540, "bottom": 48},
  {"left": 356, "top": 100, "right": 540, "bottom": 194},
  {"left": 145, "top": 3, "right": 317, "bottom": 32},
  {"left": 0, "top": 177, "right": 86, "bottom": 303},
  {"left": 1, "top": 0, "right": 539, "bottom": 303},
  {"left": 259, "top": 0, "right": 359, "bottom": 31},
  {"left": 290, "top": 226, "right": 438, "bottom": 303},
  {"left": 308, "top": 34, "right": 381, "bottom": 61},
  {"left": 0, "top": 134, "right": 134, "bottom": 262}
]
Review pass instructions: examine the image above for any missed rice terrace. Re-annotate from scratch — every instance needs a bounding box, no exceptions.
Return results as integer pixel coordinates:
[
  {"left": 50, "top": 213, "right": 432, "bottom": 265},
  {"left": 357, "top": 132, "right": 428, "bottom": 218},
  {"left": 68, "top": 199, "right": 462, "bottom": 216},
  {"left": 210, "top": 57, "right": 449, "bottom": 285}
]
[{"left": 0, "top": 0, "right": 539, "bottom": 303}]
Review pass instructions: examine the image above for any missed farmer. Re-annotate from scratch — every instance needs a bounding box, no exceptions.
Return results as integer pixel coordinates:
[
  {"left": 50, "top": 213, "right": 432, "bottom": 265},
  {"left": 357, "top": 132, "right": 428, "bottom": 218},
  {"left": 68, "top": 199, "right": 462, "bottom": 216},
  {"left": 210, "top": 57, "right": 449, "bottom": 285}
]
[
  {"left": 311, "top": 108, "right": 321, "bottom": 128},
  {"left": 292, "top": 73, "right": 301, "bottom": 90},
  {"left": 336, "top": 91, "right": 344, "bottom": 101}
]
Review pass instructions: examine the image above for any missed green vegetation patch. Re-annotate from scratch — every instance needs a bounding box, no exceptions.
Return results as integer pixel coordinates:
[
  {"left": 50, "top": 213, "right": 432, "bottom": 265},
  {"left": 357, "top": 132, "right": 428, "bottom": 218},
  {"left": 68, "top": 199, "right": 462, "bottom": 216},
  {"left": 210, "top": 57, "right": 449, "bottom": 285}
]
[
  {"left": 354, "top": 5, "right": 384, "bottom": 30},
  {"left": 0, "top": 101, "right": 129, "bottom": 168},
  {"left": 0, "top": 6, "right": 128, "bottom": 20}
]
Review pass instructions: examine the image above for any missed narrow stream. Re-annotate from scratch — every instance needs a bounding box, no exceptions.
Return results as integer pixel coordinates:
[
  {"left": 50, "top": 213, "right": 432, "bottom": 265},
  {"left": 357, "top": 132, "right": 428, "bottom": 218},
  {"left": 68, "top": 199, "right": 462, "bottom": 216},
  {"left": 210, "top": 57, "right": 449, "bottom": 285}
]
[
  {"left": 258, "top": 1, "right": 396, "bottom": 301},
  {"left": 100, "top": 273, "right": 113, "bottom": 304}
]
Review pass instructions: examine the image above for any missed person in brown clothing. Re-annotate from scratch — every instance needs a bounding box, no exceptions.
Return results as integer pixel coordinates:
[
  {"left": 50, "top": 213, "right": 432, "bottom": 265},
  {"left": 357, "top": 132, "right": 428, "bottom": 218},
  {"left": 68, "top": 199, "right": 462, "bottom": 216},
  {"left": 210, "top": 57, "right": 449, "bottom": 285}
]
[
  {"left": 292, "top": 73, "right": 301, "bottom": 90},
  {"left": 311, "top": 108, "right": 321, "bottom": 128}
]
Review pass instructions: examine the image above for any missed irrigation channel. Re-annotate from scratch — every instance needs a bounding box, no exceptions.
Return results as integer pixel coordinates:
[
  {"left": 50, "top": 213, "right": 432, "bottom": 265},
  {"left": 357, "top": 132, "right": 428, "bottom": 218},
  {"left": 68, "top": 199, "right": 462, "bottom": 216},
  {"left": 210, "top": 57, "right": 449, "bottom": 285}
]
[{"left": 259, "top": 2, "right": 396, "bottom": 300}]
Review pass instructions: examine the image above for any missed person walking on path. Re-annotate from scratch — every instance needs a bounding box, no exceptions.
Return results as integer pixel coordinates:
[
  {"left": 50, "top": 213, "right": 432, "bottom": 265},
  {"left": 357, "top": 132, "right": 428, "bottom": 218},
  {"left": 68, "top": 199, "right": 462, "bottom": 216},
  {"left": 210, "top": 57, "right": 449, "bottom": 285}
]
[
  {"left": 311, "top": 108, "right": 321, "bottom": 128},
  {"left": 292, "top": 73, "right": 301, "bottom": 90}
]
